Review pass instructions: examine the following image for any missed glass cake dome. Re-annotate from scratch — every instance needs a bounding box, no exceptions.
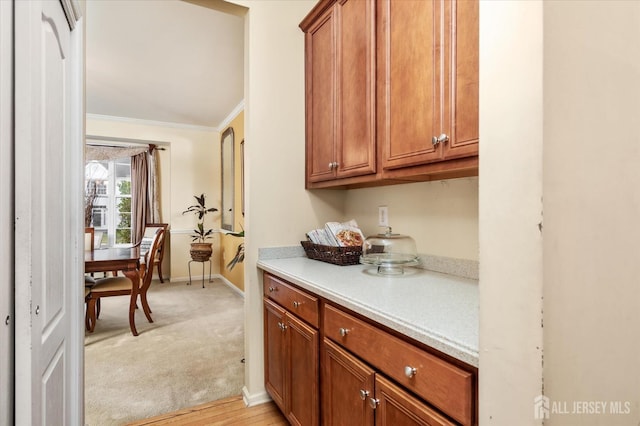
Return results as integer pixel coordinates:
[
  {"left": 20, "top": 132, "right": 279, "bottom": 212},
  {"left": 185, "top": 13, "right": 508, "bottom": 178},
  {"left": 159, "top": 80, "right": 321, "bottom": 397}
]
[{"left": 360, "top": 227, "right": 419, "bottom": 275}]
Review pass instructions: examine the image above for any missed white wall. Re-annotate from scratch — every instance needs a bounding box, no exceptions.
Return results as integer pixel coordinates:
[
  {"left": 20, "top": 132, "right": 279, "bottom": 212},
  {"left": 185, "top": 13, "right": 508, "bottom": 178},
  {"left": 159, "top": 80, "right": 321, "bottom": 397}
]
[
  {"left": 480, "top": 1, "right": 640, "bottom": 424},
  {"left": 0, "top": 1, "right": 13, "bottom": 423},
  {"left": 478, "top": 2, "right": 544, "bottom": 424},
  {"left": 543, "top": 2, "right": 640, "bottom": 424}
]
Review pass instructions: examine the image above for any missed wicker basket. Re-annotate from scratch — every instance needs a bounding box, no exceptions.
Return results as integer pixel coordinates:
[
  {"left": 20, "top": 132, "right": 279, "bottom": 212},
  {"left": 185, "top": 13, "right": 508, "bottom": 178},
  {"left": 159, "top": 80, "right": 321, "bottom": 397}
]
[{"left": 301, "top": 241, "right": 363, "bottom": 266}]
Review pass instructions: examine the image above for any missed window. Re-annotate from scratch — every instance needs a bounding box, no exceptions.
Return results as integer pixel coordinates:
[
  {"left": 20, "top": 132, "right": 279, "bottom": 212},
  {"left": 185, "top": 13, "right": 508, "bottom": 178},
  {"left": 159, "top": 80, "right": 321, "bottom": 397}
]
[{"left": 85, "top": 157, "right": 132, "bottom": 247}]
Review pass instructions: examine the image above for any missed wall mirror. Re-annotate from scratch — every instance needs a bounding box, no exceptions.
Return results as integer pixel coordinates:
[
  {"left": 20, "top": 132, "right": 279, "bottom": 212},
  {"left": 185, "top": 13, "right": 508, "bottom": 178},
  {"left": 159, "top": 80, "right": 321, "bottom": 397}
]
[{"left": 221, "top": 127, "right": 235, "bottom": 231}]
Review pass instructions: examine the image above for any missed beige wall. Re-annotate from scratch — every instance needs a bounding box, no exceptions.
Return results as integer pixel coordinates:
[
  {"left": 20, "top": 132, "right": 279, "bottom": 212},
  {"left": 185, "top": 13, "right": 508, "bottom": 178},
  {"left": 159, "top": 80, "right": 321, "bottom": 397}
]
[
  {"left": 235, "top": 0, "right": 480, "bottom": 404},
  {"left": 344, "top": 177, "right": 478, "bottom": 260},
  {"left": 234, "top": 0, "right": 640, "bottom": 421},
  {"left": 234, "top": 0, "right": 344, "bottom": 403},
  {"left": 86, "top": 116, "right": 221, "bottom": 281},
  {"left": 543, "top": 2, "right": 640, "bottom": 425},
  {"left": 220, "top": 110, "right": 245, "bottom": 291}
]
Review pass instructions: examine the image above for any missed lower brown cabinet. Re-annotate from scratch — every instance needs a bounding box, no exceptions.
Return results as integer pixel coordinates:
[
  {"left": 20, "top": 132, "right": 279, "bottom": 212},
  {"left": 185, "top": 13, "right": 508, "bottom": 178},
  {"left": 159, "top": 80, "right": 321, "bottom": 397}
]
[
  {"left": 323, "top": 339, "right": 454, "bottom": 426},
  {"left": 263, "top": 272, "right": 476, "bottom": 425},
  {"left": 264, "top": 297, "right": 319, "bottom": 426}
]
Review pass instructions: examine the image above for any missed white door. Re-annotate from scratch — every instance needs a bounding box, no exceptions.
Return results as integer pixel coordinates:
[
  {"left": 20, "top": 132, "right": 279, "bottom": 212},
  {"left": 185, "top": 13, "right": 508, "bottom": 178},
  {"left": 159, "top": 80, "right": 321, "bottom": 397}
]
[
  {"left": 0, "top": 1, "right": 14, "bottom": 425},
  {"left": 14, "top": 0, "right": 84, "bottom": 424}
]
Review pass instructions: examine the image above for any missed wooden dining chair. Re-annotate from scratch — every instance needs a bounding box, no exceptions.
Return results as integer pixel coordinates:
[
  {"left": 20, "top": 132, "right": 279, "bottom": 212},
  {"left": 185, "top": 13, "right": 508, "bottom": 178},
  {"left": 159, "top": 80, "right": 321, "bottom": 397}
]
[
  {"left": 85, "top": 227, "right": 98, "bottom": 284},
  {"left": 140, "top": 223, "right": 169, "bottom": 283},
  {"left": 84, "top": 227, "right": 95, "bottom": 251},
  {"left": 85, "top": 228, "right": 164, "bottom": 333}
]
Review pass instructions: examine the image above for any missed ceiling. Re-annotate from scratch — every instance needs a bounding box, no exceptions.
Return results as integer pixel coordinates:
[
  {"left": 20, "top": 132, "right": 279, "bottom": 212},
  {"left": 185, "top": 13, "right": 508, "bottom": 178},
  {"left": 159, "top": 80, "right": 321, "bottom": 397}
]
[{"left": 85, "top": 0, "right": 245, "bottom": 129}]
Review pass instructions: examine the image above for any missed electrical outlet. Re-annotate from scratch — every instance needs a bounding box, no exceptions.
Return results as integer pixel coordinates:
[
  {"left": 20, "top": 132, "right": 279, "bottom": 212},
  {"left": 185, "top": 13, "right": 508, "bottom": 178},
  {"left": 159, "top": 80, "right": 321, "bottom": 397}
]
[{"left": 378, "top": 206, "right": 389, "bottom": 227}]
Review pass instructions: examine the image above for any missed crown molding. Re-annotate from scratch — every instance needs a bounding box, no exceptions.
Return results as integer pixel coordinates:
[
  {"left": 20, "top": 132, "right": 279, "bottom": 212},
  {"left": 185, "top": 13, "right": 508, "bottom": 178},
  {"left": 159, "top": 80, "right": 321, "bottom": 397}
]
[
  {"left": 86, "top": 113, "right": 218, "bottom": 132},
  {"left": 216, "top": 100, "right": 245, "bottom": 132}
]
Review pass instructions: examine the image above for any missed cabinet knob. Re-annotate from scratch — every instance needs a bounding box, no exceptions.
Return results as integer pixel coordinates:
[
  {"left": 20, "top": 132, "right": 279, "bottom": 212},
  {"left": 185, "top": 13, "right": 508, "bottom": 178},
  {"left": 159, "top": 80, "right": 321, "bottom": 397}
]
[
  {"left": 359, "top": 389, "right": 369, "bottom": 401},
  {"left": 339, "top": 327, "right": 349, "bottom": 337},
  {"left": 368, "top": 397, "right": 379, "bottom": 409},
  {"left": 404, "top": 365, "right": 417, "bottom": 378},
  {"left": 268, "top": 286, "right": 278, "bottom": 293},
  {"left": 328, "top": 162, "right": 333, "bottom": 170},
  {"left": 432, "top": 133, "right": 449, "bottom": 146},
  {"left": 292, "top": 301, "right": 300, "bottom": 308}
]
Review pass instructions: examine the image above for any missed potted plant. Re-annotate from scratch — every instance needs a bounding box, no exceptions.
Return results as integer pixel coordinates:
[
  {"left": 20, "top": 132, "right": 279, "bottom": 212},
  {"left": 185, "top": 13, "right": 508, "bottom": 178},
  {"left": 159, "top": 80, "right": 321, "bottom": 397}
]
[
  {"left": 226, "top": 229, "right": 245, "bottom": 271},
  {"left": 183, "top": 194, "right": 218, "bottom": 261}
]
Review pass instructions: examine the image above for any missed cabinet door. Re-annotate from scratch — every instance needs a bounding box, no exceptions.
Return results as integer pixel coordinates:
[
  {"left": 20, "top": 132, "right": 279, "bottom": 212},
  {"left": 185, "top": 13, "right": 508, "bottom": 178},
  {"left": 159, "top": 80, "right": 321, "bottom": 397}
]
[
  {"left": 286, "top": 313, "right": 320, "bottom": 426},
  {"left": 305, "top": 5, "right": 337, "bottom": 183},
  {"left": 442, "top": 0, "right": 479, "bottom": 159},
  {"left": 322, "top": 339, "right": 375, "bottom": 426},
  {"left": 264, "top": 298, "right": 287, "bottom": 412},
  {"left": 374, "top": 376, "right": 455, "bottom": 426},
  {"left": 378, "top": 0, "right": 444, "bottom": 170},
  {"left": 335, "top": 0, "right": 376, "bottom": 179}
]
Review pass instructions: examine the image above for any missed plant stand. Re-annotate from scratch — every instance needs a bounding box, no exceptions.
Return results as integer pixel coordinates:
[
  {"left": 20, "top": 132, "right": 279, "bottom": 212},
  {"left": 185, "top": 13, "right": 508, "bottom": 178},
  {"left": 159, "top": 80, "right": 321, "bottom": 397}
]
[{"left": 188, "top": 259, "right": 213, "bottom": 288}]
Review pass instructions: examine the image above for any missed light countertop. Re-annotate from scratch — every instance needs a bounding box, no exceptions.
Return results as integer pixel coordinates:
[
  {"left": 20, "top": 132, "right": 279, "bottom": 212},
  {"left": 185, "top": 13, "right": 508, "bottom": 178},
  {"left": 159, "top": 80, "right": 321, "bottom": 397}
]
[{"left": 257, "top": 255, "right": 479, "bottom": 367}]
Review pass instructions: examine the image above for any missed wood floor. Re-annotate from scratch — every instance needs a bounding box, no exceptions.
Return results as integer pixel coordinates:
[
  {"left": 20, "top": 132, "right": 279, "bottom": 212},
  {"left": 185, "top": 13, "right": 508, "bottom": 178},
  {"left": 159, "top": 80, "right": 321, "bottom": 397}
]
[{"left": 126, "top": 395, "right": 288, "bottom": 426}]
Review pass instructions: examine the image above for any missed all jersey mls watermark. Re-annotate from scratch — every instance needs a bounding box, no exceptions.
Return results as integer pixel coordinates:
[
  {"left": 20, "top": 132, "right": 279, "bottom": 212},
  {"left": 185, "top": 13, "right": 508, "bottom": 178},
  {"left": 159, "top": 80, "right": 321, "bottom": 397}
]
[{"left": 534, "top": 395, "right": 632, "bottom": 419}]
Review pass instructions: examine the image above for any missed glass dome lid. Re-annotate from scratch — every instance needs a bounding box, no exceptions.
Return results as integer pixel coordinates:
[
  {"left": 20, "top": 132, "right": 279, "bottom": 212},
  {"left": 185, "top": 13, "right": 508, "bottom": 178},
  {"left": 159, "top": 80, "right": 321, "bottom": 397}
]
[{"left": 360, "top": 227, "right": 419, "bottom": 275}]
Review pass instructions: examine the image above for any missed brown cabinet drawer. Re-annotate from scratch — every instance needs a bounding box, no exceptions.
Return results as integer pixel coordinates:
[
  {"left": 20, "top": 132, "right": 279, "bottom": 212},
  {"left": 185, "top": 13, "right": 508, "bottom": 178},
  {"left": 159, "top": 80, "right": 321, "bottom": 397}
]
[
  {"left": 324, "top": 304, "right": 473, "bottom": 426},
  {"left": 264, "top": 273, "right": 319, "bottom": 328}
]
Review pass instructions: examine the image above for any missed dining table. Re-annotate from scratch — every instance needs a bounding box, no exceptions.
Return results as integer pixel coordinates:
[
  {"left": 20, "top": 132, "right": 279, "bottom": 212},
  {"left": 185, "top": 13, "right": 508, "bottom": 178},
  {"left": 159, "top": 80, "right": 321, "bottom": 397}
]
[{"left": 84, "top": 246, "right": 142, "bottom": 336}]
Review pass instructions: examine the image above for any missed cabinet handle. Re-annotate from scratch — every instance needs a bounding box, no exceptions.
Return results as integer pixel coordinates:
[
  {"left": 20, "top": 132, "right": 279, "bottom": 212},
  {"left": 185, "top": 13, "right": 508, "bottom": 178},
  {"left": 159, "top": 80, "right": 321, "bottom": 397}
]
[
  {"left": 432, "top": 133, "right": 449, "bottom": 146},
  {"left": 339, "top": 327, "right": 349, "bottom": 337},
  {"left": 292, "top": 301, "right": 300, "bottom": 308},
  {"left": 268, "top": 286, "right": 276, "bottom": 293},
  {"left": 359, "top": 389, "right": 369, "bottom": 400},
  {"left": 277, "top": 321, "right": 287, "bottom": 332},
  {"left": 404, "top": 365, "right": 417, "bottom": 378},
  {"left": 368, "top": 397, "right": 379, "bottom": 409}
]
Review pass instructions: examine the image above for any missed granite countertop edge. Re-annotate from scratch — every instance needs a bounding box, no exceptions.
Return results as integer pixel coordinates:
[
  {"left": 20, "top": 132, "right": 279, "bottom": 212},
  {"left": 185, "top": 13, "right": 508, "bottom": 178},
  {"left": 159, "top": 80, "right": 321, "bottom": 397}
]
[{"left": 257, "top": 255, "right": 479, "bottom": 368}]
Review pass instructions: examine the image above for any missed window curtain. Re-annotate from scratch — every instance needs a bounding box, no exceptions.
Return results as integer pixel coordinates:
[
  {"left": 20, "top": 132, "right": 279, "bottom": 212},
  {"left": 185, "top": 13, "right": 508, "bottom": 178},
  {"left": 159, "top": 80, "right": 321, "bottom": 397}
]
[
  {"left": 131, "top": 153, "right": 148, "bottom": 244},
  {"left": 147, "top": 147, "right": 161, "bottom": 223},
  {"left": 131, "top": 147, "right": 161, "bottom": 244}
]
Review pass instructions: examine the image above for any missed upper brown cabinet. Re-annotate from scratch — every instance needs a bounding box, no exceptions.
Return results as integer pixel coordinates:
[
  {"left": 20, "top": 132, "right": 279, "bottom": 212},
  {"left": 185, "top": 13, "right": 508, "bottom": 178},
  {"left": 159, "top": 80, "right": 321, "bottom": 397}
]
[
  {"left": 301, "top": 0, "right": 479, "bottom": 189},
  {"left": 301, "top": 0, "right": 377, "bottom": 186}
]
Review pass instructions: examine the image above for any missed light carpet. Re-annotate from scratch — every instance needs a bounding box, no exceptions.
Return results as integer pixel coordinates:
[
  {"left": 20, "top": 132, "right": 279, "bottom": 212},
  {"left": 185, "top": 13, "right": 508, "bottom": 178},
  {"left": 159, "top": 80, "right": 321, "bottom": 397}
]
[{"left": 84, "top": 279, "right": 245, "bottom": 426}]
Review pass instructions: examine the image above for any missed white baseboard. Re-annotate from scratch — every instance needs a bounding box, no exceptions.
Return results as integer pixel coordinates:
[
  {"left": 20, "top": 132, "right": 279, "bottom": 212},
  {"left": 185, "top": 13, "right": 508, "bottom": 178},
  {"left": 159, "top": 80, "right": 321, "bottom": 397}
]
[
  {"left": 215, "top": 274, "right": 245, "bottom": 298},
  {"left": 164, "top": 274, "right": 244, "bottom": 297},
  {"left": 242, "top": 386, "right": 271, "bottom": 407}
]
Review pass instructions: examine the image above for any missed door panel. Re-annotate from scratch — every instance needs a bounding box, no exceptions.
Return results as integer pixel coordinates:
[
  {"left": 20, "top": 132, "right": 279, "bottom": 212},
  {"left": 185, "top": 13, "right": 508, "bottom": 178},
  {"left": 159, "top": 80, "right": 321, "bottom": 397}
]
[
  {"left": 0, "top": 1, "right": 14, "bottom": 424},
  {"left": 443, "top": 0, "right": 479, "bottom": 159},
  {"left": 322, "top": 339, "right": 375, "bottom": 426},
  {"left": 14, "top": 0, "right": 83, "bottom": 424},
  {"left": 287, "top": 313, "right": 319, "bottom": 426},
  {"left": 336, "top": 0, "right": 376, "bottom": 178},
  {"left": 264, "top": 298, "right": 287, "bottom": 411},
  {"left": 375, "top": 375, "right": 454, "bottom": 426},
  {"left": 306, "top": 7, "right": 336, "bottom": 183},
  {"left": 379, "top": 0, "right": 442, "bottom": 169}
]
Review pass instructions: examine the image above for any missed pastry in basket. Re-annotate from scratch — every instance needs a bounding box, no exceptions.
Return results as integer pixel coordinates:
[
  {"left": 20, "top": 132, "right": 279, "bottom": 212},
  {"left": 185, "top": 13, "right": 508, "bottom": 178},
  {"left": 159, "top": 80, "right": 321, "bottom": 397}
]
[{"left": 335, "top": 229, "right": 364, "bottom": 247}]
